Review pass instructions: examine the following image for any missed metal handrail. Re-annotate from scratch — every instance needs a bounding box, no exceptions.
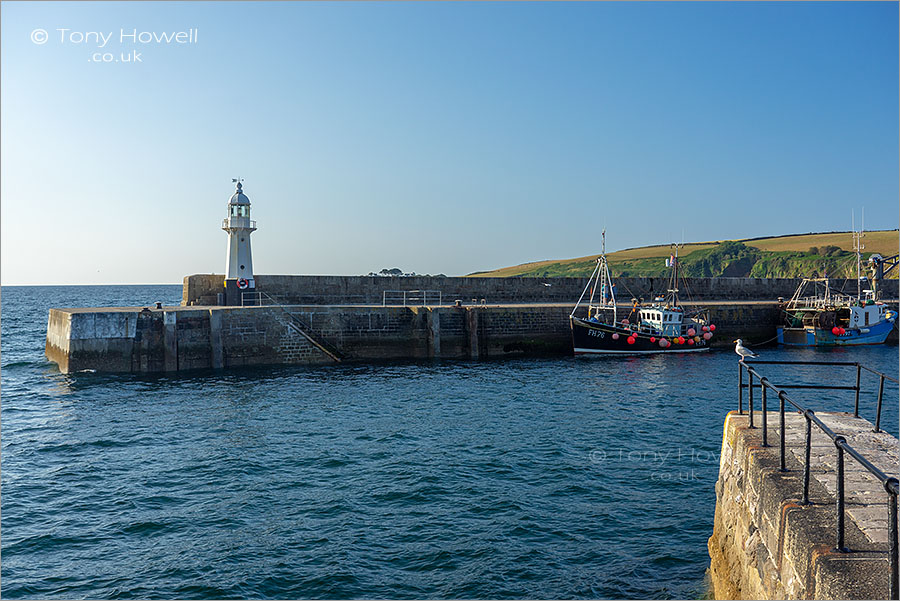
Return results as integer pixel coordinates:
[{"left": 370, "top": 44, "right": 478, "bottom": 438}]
[
  {"left": 221, "top": 218, "right": 257, "bottom": 230},
  {"left": 737, "top": 359, "right": 899, "bottom": 599},
  {"left": 738, "top": 359, "right": 897, "bottom": 430},
  {"left": 382, "top": 290, "right": 442, "bottom": 307}
]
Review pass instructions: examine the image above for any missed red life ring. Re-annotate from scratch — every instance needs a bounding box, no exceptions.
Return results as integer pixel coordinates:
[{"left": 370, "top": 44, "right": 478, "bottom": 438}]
[{"left": 237, "top": 278, "right": 249, "bottom": 290}]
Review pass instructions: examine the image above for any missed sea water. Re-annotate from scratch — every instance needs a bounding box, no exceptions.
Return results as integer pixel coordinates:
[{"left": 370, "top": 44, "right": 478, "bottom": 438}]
[{"left": 2, "top": 285, "right": 897, "bottom": 599}]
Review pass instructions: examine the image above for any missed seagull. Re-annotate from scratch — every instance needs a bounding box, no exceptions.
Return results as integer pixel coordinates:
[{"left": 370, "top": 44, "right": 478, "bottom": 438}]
[{"left": 734, "top": 339, "right": 758, "bottom": 360}]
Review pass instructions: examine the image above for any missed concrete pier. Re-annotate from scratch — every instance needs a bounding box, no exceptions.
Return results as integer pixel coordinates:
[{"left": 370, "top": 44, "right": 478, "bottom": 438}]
[
  {"left": 45, "top": 300, "right": 796, "bottom": 373},
  {"left": 43, "top": 273, "right": 897, "bottom": 373},
  {"left": 45, "top": 304, "right": 570, "bottom": 373},
  {"left": 708, "top": 410, "right": 899, "bottom": 599}
]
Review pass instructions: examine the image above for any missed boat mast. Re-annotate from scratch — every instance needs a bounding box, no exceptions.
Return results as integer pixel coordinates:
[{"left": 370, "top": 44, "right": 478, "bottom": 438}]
[
  {"left": 571, "top": 230, "right": 616, "bottom": 320},
  {"left": 598, "top": 231, "right": 606, "bottom": 309},
  {"left": 600, "top": 230, "right": 617, "bottom": 322},
  {"left": 852, "top": 210, "right": 865, "bottom": 301},
  {"left": 667, "top": 243, "right": 680, "bottom": 307}
]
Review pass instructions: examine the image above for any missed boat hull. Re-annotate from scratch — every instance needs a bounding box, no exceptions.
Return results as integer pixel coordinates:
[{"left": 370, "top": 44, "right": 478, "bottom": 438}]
[
  {"left": 777, "top": 319, "right": 894, "bottom": 347},
  {"left": 570, "top": 316, "right": 710, "bottom": 355}
]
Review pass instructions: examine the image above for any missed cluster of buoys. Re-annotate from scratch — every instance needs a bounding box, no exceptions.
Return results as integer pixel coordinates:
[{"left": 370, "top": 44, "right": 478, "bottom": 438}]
[
  {"left": 831, "top": 326, "right": 847, "bottom": 336},
  {"left": 607, "top": 320, "right": 719, "bottom": 349}
]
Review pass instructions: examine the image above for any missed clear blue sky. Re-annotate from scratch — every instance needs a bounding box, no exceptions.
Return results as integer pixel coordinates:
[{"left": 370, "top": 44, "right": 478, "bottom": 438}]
[{"left": 2, "top": 1, "right": 897, "bottom": 285}]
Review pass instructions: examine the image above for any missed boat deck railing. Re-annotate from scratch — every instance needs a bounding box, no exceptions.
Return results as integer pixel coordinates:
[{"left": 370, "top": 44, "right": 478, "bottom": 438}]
[
  {"left": 786, "top": 293, "right": 858, "bottom": 311},
  {"left": 737, "top": 359, "right": 899, "bottom": 598}
]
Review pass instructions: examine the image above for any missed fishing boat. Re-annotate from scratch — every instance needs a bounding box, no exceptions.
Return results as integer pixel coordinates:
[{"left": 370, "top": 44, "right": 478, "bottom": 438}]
[
  {"left": 777, "top": 227, "right": 897, "bottom": 346},
  {"left": 569, "top": 233, "right": 715, "bottom": 355},
  {"left": 777, "top": 281, "right": 896, "bottom": 346}
]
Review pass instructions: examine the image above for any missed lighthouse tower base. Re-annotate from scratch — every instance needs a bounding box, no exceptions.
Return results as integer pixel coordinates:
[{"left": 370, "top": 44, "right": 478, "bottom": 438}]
[{"left": 224, "top": 278, "right": 256, "bottom": 306}]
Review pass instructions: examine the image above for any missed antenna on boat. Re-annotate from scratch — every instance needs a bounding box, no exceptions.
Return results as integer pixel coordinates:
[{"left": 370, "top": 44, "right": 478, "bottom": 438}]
[{"left": 852, "top": 209, "right": 866, "bottom": 300}]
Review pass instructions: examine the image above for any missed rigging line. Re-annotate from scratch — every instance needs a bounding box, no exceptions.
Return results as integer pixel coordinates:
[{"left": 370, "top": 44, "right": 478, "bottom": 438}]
[
  {"left": 743, "top": 335, "right": 780, "bottom": 347},
  {"left": 614, "top": 274, "right": 640, "bottom": 304},
  {"left": 680, "top": 268, "right": 697, "bottom": 304}
]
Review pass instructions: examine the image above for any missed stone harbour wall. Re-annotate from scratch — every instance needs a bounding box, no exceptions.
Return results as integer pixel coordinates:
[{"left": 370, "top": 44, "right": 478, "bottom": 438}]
[
  {"left": 45, "top": 301, "right": 894, "bottom": 374},
  {"left": 708, "top": 410, "right": 899, "bottom": 599},
  {"left": 46, "top": 304, "right": 582, "bottom": 374},
  {"left": 182, "top": 274, "right": 899, "bottom": 307}
]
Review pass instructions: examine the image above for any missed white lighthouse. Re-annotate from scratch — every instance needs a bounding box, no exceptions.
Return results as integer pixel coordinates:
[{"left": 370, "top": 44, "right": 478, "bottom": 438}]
[{"left": 222, "top": 179, "right": 257, "bottom": 303}]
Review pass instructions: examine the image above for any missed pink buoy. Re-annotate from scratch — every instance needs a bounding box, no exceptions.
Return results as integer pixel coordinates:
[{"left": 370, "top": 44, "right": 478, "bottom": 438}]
[
  {"left": 659, "top": 339, "right": 668, "bottom": 348},
  {"left": 688, "top": 338, "right": 695, "bottom": 345},
  {"left": 703, "top": 332, "right": 712, "bottom": 340},
  {"left": 621, "top": 319, "right": 629, "bottom": 325},
  {"left": 687, "top": 328, "right": 696, "bottom": 337},
  {"left": 612, "top": 333, "right": 619, "bottom": 340},
  {"left": 701, "top": 325, "right": 709, "bottom": 332}
]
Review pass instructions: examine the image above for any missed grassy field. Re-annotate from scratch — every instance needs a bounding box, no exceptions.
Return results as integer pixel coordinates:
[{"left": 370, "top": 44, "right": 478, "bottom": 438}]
[
  {"left": 468, "top": 230, "right": 899, "bottom": 278},
  {"left": 745, "top": 230, "right": 899, "bottom": 255}
]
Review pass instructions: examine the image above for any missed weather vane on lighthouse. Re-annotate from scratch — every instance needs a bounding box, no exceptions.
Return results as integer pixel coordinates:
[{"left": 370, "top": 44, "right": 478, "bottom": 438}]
[{"left": 222, "top": 178, "right": 257, "bottom": 304}]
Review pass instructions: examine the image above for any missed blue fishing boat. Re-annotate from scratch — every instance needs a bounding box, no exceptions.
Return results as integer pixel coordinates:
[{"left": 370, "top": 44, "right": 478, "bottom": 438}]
[
  {"left": 777, "top": 228, "right": 896, "bottom": 346},
  {"left": 776, "top": 279, "right": 895, "bottom": 346}
]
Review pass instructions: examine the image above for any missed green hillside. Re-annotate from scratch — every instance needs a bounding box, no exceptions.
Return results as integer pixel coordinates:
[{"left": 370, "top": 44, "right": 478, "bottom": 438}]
[{"left": 468, "top": 230, "right": 899, "bottom": 279}]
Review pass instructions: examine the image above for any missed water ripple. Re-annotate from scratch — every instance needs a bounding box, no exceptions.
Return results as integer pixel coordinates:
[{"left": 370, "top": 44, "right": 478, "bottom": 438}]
[{"left": 2, "top": 286, "right": 898, "bottom": 599}]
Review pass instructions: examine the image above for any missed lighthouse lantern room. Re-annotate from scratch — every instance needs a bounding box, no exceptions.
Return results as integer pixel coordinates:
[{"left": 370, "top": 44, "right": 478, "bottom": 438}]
[{"left": 222, "top": 179, "right": 257, "bottom": 305}]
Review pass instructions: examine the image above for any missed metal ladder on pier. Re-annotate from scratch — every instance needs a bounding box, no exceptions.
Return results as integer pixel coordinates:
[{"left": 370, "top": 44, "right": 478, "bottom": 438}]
[{"left": 242, "top": 291, "right": 343, "bottom": 362}]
